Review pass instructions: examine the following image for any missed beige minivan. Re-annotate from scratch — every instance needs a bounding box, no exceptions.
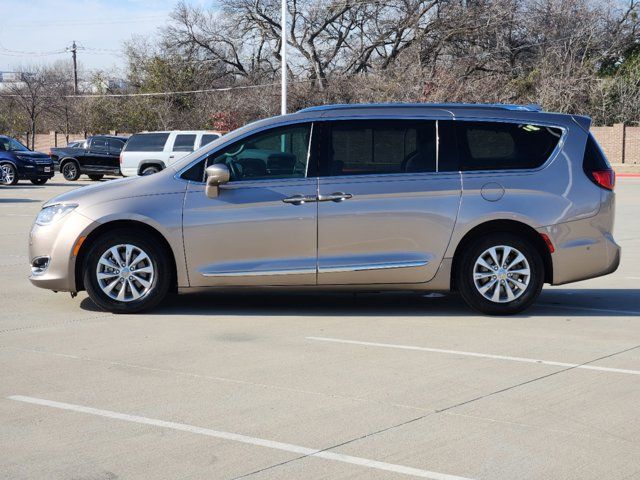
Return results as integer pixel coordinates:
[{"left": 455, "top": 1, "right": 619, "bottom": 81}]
[{"left": 28, "top": 103, "right": 620, "bottom": 315}]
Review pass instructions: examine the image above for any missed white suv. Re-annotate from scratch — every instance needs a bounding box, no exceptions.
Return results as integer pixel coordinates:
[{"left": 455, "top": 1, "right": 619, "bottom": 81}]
[{"left": 120, "top": 130, "right": 221, "bottom": 176}]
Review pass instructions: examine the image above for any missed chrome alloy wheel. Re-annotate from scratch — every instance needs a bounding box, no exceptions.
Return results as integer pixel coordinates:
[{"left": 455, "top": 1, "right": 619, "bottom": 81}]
[
  {"left": 96, "top": 244, "right": 154, "bottom": 302},
  {"left": 473, "top": 245, "right": 531, "bottom": 303},
  {"left": 1, "top": 164, "right": 15, "bottom": 184}
]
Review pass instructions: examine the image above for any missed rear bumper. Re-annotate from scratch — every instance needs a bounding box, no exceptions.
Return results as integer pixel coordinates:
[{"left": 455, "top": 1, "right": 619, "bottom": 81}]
[{"left": 539, "top": 221, "right": 621, "bottom": 285}]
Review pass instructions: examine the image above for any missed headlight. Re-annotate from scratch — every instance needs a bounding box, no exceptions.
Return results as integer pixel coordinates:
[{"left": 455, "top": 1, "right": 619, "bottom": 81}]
[
  {"left": 16, "top": 155, "right": 35, "bottom": 163},
  {"left": 35, "top": 204, "right": 78, "bottom": 226}
]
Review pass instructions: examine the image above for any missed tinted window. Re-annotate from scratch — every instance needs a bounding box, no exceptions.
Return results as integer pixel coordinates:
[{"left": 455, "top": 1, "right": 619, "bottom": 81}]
[
  {"left": 173, "top": 134, "right": 196, "bottom": 152},
  {"left": 107, "top": 139, "right": 125, "bottom": 154},
  {"left": 457, "top": 122, "right": 562, "bottom": 171},
  {"left": 0, "top": 137, "right": 29, "bottom": 152},
  {"left": 324, "top": 120, "right": 436, "bottom": 176},
  {"left": 583, "top": 133, "right": 610, "bottom": 171},
  {"left": 124, "top": 133, "right": 170, "bottom": 152},
  {"left": 90, "top": 138, "right": 108, "bottom": 152},
  {"left": 201, "top": 134, "right": 220, "bottom": 147},
  {"left": 181, "top": 124, "right": 311, "bottom": 182}
]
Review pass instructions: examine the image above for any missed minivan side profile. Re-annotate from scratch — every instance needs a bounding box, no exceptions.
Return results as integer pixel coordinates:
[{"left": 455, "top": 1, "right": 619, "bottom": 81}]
[
  {"left": 120, "top": 130, "right": 222, "bottom": 176},
  {"left": 28, "top": 103, "right": 620, "bottom": 315}
]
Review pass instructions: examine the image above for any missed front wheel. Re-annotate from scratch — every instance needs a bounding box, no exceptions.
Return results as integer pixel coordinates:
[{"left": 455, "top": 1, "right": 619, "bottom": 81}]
[
  {"left": 30, "top": 178, "right": 48, "bottom": 185},
  {"left": 0, "top": 163, "right": 19, "bottom": 185},
  {"left": 83, "top": 229, "right": 172, "bottom": 313},
  {"left": 61, "top": 160, "right": 81, "bottom": 181},
  {"left": 456, "top": 233, "right": 544, "bottom": 315}
]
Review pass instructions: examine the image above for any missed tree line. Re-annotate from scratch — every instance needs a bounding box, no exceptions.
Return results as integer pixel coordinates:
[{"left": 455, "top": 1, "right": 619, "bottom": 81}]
[{"left": 1, "top": 0, "right": 639, "bottom": 146}]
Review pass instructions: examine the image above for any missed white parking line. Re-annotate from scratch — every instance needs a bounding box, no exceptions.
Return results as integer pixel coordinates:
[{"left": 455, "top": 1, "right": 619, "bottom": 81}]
[
  {"left": 307, "top": 337, "right": 640, "bottom": 376},
  {"left": 8, "top": 395, "right": 473, "bottom": 480}
]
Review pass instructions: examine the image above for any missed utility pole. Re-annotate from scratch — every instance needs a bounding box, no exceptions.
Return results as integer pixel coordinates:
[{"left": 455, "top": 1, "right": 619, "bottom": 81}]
[
  {"left": 66, "top": 40, "right": 78, "bottom": 94},
  {"left": 281, "top": 0, "right": 287, "bottom": 115}
]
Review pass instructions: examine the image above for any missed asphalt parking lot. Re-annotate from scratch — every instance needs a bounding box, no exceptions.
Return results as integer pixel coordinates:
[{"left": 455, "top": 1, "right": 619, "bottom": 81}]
[{"left": 1, "top": 177, "right": 639, "bottom": 480}]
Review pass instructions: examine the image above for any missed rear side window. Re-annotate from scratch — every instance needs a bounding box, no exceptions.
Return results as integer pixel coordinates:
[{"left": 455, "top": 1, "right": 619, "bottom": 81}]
[
  {"left": 201, "top": 134, "right": 220, "bottom": 147},
  {"left": 107, "top": 139, "right": 124, "bottom": 154},
  {"left": 124, "top": 133, "right": 170, "bottom": 152},
  {"left": 173, "top": 134, "right": 196, "bottom": 152},
  {"left": 90, "top": 138, "right": 108, "bottom": 152},
  {"left": 322, "top": 120, "right": 436, "bottom": 176},
  {"left": 457, "top": 122, "right": 562, "bottom": 171}
]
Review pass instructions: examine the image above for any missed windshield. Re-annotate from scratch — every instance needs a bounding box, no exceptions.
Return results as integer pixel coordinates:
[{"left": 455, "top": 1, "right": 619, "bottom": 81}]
[{"left": 0, "top": 137, "right": 30, "bottom": 152}]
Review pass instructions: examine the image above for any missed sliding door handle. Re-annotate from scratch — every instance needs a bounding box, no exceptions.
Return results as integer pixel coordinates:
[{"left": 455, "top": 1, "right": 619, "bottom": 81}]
[
  {"left": 282, "top": 194, "right": 317, "bottom": 205},
  {"left": 318, "top": 192, "right": 353, "bottom": 202}
]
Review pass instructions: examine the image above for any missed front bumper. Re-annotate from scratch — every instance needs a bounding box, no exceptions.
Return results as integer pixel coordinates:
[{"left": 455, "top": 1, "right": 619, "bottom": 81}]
[
  {"left": 28, "top": 211, "right": 98, "bottom": 292},
  {"left": 19, "top": 164, "right": 55, "bottom": 180}
]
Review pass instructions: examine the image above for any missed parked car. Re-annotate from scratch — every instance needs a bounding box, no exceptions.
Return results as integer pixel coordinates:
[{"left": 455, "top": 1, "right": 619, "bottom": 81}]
[
  {"left": 0, "top": 136, "right": 54, "bottom": 185},
  {"left": 28, "top": 103, "right": 619, "bottom": 315},
  {"left": 66, "top": 140, "right": 86, "bottom": 148},
  {"left": 120, "top": 130, "right": 221, "bottom": 176},
  {"left": 50, "top": 135, "right": 128, "bottom": 181}
]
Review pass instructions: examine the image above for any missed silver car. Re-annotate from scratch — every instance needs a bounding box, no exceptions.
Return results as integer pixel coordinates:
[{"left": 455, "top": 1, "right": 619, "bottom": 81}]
[{"left": 28, "top": 103, "right": 620, "bottom": 315}]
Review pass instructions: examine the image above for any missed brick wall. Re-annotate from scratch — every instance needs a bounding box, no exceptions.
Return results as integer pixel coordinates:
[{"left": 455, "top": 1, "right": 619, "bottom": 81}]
[{"left": 590, "top": 124, "right": 639, "bottom": 164}]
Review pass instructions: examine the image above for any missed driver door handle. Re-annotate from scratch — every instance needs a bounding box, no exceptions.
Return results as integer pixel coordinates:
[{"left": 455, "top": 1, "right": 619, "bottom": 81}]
[
  {"left": 282, "top": 194, "right": 318, "bottom": 205},
  {"left": 318, "top": 192, "right": 353, "bottom": 202}
]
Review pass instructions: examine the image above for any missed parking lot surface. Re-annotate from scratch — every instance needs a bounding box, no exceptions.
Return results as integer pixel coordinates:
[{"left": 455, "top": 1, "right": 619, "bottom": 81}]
[{"left": 1, "top": 178, "right": 639, "bottom": 480}]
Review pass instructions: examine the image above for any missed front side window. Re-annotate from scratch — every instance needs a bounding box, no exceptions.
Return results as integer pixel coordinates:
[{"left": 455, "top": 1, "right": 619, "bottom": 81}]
[
  {"left": 181, "top": 123, "right": 312, "bottom": 182},
  {"left": 124, "top": 133, "right": 170, "bottom": 152},
  {"left": 0, "top": 137, "right": 29, "bottom": 152},
  {"left": 173, "top": 134, "right": 197, "bottom": 152},
  {"left": 457, "top": 121, "right": 562, "bottom": 171},
  {"left": 322, "top": 120, "right": 437, "bottom": 176}
]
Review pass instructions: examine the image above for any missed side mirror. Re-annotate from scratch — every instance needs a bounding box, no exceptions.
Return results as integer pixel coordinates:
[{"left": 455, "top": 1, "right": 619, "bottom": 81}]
[{"left": 205, "top": 164, "right": 230, "bottom": 199}]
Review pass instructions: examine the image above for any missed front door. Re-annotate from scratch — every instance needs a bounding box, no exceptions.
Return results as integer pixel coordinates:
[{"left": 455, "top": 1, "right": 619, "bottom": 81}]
[
  {"left": 182, "top": 123, "right": 318, "bottom": 287},
  {"left": 316, "top": 118, "right": 462, "bottom": 285}
]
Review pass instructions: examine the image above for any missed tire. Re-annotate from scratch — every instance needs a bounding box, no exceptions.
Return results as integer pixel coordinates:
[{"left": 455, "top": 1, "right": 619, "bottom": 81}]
[
  {"left": 30, "top": 178, "right": 48, "bottom": 185},
  {"left": 456, "top": 233, "right": 544, "bottom": 315},
  {"left": 83, "top": 229, "right": 172, "bottom": 313},
  {"left": 140, "top": 165, "right": 161, "bottom": 176},
  {"left": 88, "top": 174, "right": 104, "bottom": 181},
  {"left": 0, "top": 162, "right": 19, "bottom": 185},
  {"left": 61, "top": 160, "right": 81, "bottom": 181}
]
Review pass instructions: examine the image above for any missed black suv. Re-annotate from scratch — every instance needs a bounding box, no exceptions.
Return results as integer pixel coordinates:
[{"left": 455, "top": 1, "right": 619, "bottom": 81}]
[
  {"left": 50, "top": 135, "right": 128, "bottom": 181},
  {"left": 0, "top": 136, "right": 54, "bottom": 185}
]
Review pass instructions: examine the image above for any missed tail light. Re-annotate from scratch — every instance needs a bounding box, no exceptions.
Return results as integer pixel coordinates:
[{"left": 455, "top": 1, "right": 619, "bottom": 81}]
[{"left": 590, "top": 169, "right": 615, "bottom": 191}]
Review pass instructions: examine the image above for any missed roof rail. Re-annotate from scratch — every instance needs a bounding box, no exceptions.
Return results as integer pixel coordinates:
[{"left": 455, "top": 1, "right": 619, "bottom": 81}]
[{"left": 297, "top": 102, "right": 543, "bottom": 113}]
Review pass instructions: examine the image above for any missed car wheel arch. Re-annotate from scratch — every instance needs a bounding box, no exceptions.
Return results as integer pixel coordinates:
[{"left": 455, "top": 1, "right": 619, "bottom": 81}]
[
  {"left": 74, "top": 219, "right": 177, "bottom": 293},
  {"left": 450, "top": 219, "right": 553, "bottom": 290},
  {"left": 138, "top": 161, "right": 166, "bottom": 175}
]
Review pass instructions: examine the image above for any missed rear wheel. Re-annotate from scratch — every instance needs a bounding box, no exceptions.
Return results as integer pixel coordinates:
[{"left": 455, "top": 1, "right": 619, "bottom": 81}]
[
  {"left": 61, "top": 160, "right": 81, "bottom": 181},
  {"left": 30, "top": 178, "right": 48, "bottom": 185},
  {"left": 140, "top": 165, "right": 161, "bottom": 176},
  {"left": 88, "top": 174, "right": 104, "bottom": 181},
  {"left": 456, "top": 233, "right": 544, "bottom": 315},
  {"left": 0, "top": 163, "right": 18, "bottom": 185},
  {"left": 83, "top": 229, "right": 171, "bottom": 313}
]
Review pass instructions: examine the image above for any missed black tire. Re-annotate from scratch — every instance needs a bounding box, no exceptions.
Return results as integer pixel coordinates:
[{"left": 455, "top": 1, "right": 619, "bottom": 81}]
[
  {"left": 30, "top": 178, "right": 48, "bottom": 185},
  {"left": 88, "top": 174, "right": 104, "bottom": 181},
  {"left": 456, "top": 233, "right": 544, "bottom": 315},
  {"left": 140, "top": 165, "right": 161, "bottom": 176},
  {"left": 83, "top": 229, "right": 172, "bottom": 313},
  {"left": 0, "top": 162, "right": 19, "bottom": 185},
  {"left": 61, "top": 160, "right": 81, "bottom": 181}
]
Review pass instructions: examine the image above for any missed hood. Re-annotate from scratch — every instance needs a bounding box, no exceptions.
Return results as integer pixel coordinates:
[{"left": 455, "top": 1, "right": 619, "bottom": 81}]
[
  {"left": 15, "top": 150, "right": 50, "bottom": 160},
  {"left": 43, "top": 171, "right": 187, "bottom": 212}
]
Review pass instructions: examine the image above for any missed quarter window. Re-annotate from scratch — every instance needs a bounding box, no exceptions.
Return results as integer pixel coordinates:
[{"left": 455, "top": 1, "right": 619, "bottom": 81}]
[
  {"left": 457, "top": 122, "right": 562, "bottom": 171},
  {"left": 323, "top": 120, "right": 437, "bottom": 176},
  {"left": 201, "top": 134, "right": 220, "bottom": 147}
]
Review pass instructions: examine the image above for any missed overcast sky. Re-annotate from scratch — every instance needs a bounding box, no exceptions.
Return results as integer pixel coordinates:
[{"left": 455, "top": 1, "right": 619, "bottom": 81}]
[{"left": 0, "top": 0, "right": 216, "bottom": 76}]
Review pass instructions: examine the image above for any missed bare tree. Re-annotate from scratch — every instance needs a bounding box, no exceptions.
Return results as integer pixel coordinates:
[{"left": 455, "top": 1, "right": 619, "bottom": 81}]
[{"left": 5, "top": 66, "right": 49, "bottom": 149}]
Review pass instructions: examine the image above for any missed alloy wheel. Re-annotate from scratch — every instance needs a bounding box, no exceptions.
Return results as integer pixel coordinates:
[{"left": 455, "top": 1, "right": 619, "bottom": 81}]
[
  {"left": 95, "top": 244, "right": 155, "bottom": 302},
  {"left": 472, "top": 245, "right": 531, "bottom": 303},
  {"left": 1, "top": 164, "right": 15, "bottom": 184}
]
